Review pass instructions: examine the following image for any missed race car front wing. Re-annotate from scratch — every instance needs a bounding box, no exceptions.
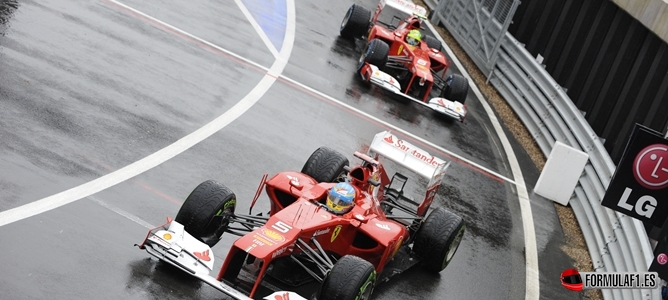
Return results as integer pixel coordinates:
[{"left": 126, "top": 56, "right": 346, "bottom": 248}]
[
  {"left": 360, "top": 63, "right": 466, "bottom": 122},
  {"left": 137, "top": 219, "right": 306, "bottom": 300}
]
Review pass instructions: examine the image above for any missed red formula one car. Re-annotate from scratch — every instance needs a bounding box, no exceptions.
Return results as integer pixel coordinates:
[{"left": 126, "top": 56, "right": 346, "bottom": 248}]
[
  {"left": 340, "top": 0, "right": 470, "bottom": 122},
  {"left": 137, "top": 131, "right": 466, "bottom": 300}
]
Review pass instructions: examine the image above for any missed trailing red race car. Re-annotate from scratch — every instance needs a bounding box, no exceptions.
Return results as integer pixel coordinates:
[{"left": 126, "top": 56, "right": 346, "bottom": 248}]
[
  {"left": 137, "top": 131, "right": 466, "bottom": 300},
  {"left": 340, "top": 0, "right": 470, "bottom": 122}
]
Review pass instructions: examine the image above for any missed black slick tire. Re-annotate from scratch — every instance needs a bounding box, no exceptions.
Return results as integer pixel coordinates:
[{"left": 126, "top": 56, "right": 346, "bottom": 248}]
[
  {"left": 174, "top": 180, "right": 236, "bottom": 248},
  {"left": 357, "top": 38, "right": 390, "bottom": 72},
  {"left": 340, "top": 4, "right": 371, "bottom": 39},
  {"left": 423, "top": 35, "right": 443, "bottom": 52},
  {"left": 301, "top": 147, "right": 349, "bottom": 183},
  {"left": 413, "top": 207, "right": 466, "bottom": 273},
  {"left": 440, "top": 74, "right": 469, "bottom": 104},
  {"left": 317, "top": 255, "right": 376, "bottom": 300}
]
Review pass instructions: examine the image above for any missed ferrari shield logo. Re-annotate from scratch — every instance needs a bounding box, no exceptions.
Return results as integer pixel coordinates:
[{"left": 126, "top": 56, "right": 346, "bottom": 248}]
[{"left": 331, "top": 225, "right": 342, "bottom": 243}]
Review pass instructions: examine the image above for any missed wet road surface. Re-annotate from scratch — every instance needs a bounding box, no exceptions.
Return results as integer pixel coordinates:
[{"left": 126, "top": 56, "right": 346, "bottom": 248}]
[{"left": 0, "top": 0, "right": 579, "bottom": 299}]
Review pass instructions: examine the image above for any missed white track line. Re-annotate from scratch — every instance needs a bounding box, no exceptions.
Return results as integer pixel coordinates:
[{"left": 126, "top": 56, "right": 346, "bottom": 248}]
[
  {"left": 234, "top": 0, "right": 280, "bottom": 58},
  {"left": 423, "top": 21, "right": 540, "bottom": 300},
  {"left": 0, "top": 0, "right": 296, "bottom": 227}
]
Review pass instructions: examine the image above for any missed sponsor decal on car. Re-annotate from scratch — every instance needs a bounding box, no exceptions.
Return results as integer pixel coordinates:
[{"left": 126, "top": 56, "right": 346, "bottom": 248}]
[
  {"left": 313, "top": 228, "right": 331, "bottom": 237},
  {"left": 383, "top": 0, "right": 428, "bottom": 16},
  {"left": 148, "top": 234, "right": 171, "bottom": 247},
  {"left": 331, "top": 225, "right": 342, "bottom": 243},
  {"left": 193, "top": 249, "right": 211, "bottom": 262},
  {"left": 264, "top": 291, "right": 307, "bottom": 300},
  {"left": 286, "top": 175, "right": 300, "bottom": 187},
  {"left": 391, "top": 236, "right": 403, "bottom": 258},
  {"left": 382, "top": 133, "right": 440, "bottom": 166},
  {"left": 261, "top": 228, "right": 286, "bottom": 242},
  {"left": 253, "top": 235, "right": 274, "bottom": 246},
  {"left": 369, "top": 173, "right": 381, "bottom": 195},
  {"left": 376, "top": 223, "right": 391, "bottom": 230},
  {"left": 272, "top": 246, "right": 289, "bottom": 259},
  {"left": 271, "top": 221, "right": 293, "bottom": 233},
  {"left": 162, "top": 233, "right": 172, "bottom": 241}
]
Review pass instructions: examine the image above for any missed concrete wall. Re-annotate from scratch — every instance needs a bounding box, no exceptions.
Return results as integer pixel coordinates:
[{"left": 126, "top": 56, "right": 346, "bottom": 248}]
[{"left": 612, "top": 0, "right": 668, "bottom": 43}]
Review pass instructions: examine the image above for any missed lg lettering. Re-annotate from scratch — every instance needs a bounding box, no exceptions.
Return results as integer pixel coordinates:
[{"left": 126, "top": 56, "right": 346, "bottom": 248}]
[
  {"left": 601, "top": 128, "right": 668, "bottom": 227},
  {"left": 617, "top": 188, "right": 657, "bottom": 217},
  {"left": 616, "top": 144, "right": 668, "bottom": 218}
]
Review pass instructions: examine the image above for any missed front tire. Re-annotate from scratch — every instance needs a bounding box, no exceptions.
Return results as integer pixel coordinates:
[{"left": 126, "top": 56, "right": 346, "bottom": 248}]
[
  {"left": 340, "top": 4, "right": 371, "bottom": 39},
  {"left": 174, "top": 180, "right": 236, "bottom": 248},
  {"left": 357, "top": 38, "right": 389, "bottom": 72},
  {"left": 317, "top": 255, "right": 376, "bottom": 300},
  {"left": 413, "top": 207, "right": 466, "bottom": 273},
  {"left": 440, "top": 74, "right": 469, "bottom": 104},
  {"left": 301, "top": 147, "right": 349, "bottom": 183},
  {"left": 423, "top": 35, "right": 443, "bottom": 52}
]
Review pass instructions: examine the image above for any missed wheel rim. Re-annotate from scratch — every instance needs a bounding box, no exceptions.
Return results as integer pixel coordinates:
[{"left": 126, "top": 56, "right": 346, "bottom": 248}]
[
  {"left": 201, "top": 205, "right": 234, "bottom": 245},
  {"left": 341, "top": 8, "right": 352, "bottom": 31},
  {"left": 335, "top": 170, "right": 348, "bottom": 182},
  {"left": 442, "top": 76, "right": 453, "bottom": 98},
  {"left": 358, "top": 278, "right": 375, "bottom": 300},
  {"left": 442, "top": 227, "right": 464, "bottom": 269}
]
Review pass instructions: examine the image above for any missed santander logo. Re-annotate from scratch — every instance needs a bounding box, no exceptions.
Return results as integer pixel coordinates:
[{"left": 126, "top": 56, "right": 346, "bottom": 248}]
[{"left": 383, "top": 134, "right": 440, "bottom": 167}]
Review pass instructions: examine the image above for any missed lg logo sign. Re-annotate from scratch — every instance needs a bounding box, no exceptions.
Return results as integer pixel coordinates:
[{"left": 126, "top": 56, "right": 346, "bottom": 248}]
[
  {"left": 633, "top": 144, "right": 668, "bottom": 190},
  {"left": 602, "top": 125, "right": 668, "bottom": 227},
  {"left": 616, "top": 144, "right": 668, "bottom": 218}
]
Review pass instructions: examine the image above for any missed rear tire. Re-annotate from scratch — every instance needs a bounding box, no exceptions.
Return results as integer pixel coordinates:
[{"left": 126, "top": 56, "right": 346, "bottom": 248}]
[
  {"left": 175, "top": 180, "right": 236, "bottom": 248},
  {"left": 440, "top": 74, "right": 469, "bottom": 104},
  {"left": 423, "top": 35, "right": 443, "bottom": 52},
  {"left": 413, "top": 207, "right": 466, "bottom": 273},
  {"left": 317, "top": 255, "right": 376, "bottom": 300},
  {"left": 340, "top": 4, "right": 371, "bottom": 39},
  {"left": 357, "top": 38, "right": 389, "bottom": 72},
  {"left": 301, "top": 147, "right": 349, "bottom": 183}
]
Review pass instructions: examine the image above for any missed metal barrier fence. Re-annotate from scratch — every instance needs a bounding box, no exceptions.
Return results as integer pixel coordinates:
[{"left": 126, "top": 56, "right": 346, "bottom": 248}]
[{"left": 431, "top": 0, "right": 660, "bottom": 299}]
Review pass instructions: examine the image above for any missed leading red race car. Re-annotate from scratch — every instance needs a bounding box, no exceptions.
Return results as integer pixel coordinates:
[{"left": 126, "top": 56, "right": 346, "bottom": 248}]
[
  {"left": 137, "top": 131, "right": 466, "bottom": 300},
  {"left": 340, "top": 0, "right": 470, "bottom": 122}
]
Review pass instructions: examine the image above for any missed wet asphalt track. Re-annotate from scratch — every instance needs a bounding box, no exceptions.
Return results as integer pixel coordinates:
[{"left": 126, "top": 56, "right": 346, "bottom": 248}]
[{"left": 0, "top": 0, "right": 580, "bottom": 299}]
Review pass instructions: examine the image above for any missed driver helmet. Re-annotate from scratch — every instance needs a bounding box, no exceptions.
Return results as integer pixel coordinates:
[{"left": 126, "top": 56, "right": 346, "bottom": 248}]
[
  {"left": 327, "top": 182, "right": 356, "bottom": 214},
  {"left": 406, "top": 29, "right": 422, "bottom": 46}
]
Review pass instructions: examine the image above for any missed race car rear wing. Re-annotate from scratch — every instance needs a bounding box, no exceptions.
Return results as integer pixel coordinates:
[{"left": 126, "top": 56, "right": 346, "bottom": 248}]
[
  {"left": 378, "top": 0, "right": 428, "bottom": 19},
  {"left": 368, "top": 131, "right": 448, "bottom": 180},
  {"left": 368, "top": 131, "right": 449, "bottom": 216}
]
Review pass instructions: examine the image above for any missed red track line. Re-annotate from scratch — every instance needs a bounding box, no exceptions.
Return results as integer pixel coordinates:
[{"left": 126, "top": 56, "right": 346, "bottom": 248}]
[
  {"left": 79, "top": 153, "right": 182, "bottom": 205},
  {"left": 103, "top": 0, "right": 272, "bottom": 75}
]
